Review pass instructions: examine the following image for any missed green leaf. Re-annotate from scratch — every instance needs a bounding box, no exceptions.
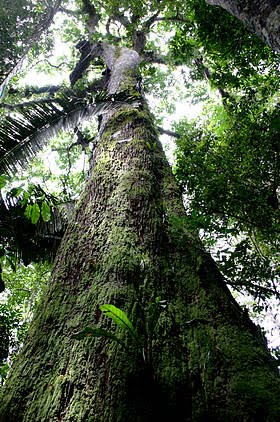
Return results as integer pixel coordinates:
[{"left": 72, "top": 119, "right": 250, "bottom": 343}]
[
  {"left": 41, "top": 202, "right": 51, "bottom": 222},
  {"left": 24, "top": 204, "right": 33, "bottom": 220},
  {"left": 20, "top": 191, "right": 30, "bottom": 207},
  {"left": 30, "top": 203, "right": 40, "bottom": 224},
  {"left": 10, "top": 186, "right": 24, "bottom": 198},
  {"left": 71, "top": 326, "right": 123, "bottom": 346},
  {"left": 0, "top": 175, "right": 8, "bottom": 190},
  {"left": 100, "top": 304, "right": 137, "bottom": 339}
]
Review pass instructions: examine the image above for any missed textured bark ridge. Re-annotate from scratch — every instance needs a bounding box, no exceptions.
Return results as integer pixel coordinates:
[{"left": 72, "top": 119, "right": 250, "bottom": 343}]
[
  {"left": 206, "top": 0, "right": 280, "bottom": 51},
  {"left": 0, "top": 47, "right": 279, "bottom": 421}
]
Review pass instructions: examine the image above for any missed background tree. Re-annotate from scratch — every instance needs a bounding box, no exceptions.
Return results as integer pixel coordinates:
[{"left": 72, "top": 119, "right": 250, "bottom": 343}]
[
  {"left": 168, "top": 0, "right": 280, "bottom": 311},
  {"left": 206, "top": 0, "right": 280, "bottom": 52},
  {"left": 0, "top": 0, "right": 62, "bottom": 98},
  {"left": 0, "top": 1, "right": 279, "bottom": 420}
]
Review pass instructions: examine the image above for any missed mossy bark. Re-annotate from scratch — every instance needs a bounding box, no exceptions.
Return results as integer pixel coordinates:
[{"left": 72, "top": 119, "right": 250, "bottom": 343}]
[{"left": 0, "top": 47, "right": 279, "bottom": 421}]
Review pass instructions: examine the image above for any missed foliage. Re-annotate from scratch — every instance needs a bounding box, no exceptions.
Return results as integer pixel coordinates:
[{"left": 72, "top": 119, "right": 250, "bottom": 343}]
[
  {"left": 0, "top": 177, "right": 68, "bottom": 265},
  {"left": 160, "top": 0, "right": 280, "bottom": 308},
  {"left": 0, "top": 92, "right": 95, "bottom": 174},
  {"left": 173, "top": 81, "right": 280, "bottom": 303},
  {"left": 99, "top": 304, "right": 137, "bottom": 339},
  {"left": 175, "top": 103, "right": 279, "bottom": 232},
  {"left": 5, "top": 181, "right": 54, "bottom": 224},
  {"left": 0, "top": 261, "right": 50, "bottom": 384},
  {"left": 0, "top": 0, "right": 60, "bottom": 99},
  {"left": 168, "top": 1, "right": 279, "bottom": 93},
  {"left": 25, "top": 128, "right": 93, "bottom": 202},
  {"left": 0, "top": 0, "right": 39, "bottom": 85},
  {"left": 72, "top": 304, "right": 140, "bottom": 351}
]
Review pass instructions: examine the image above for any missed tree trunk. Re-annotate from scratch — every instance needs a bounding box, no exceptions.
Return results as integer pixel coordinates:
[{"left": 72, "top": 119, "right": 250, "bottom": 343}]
[
  {"left": 0, "top": 46, "right": 279, "bottom": 421},
  {"left": 206, "top": 0, "right": 280, "bottom": 51}
]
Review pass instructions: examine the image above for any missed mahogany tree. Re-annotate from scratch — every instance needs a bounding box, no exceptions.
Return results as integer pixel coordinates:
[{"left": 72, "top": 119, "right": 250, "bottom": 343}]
[{"left": 0, "top": 1, "right": 279, "bottom": 420}]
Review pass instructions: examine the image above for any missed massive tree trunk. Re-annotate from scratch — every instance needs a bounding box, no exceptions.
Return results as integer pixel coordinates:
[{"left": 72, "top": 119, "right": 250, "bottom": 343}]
[
  {"left": 0, "top": 46, "right": 279, "bottom": 421},
  {"left": 206, "top": 0, "right": 280, "bottom": 51}
]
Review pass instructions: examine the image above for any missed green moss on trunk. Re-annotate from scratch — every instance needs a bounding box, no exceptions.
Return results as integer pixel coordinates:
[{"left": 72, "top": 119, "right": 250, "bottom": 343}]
[{"left": 0, "top": 99, "right": 279, "bottom": 421}]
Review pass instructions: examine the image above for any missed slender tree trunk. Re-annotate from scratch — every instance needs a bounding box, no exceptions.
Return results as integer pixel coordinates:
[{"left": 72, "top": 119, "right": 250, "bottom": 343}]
[
  {"left": 206, "top": 0, "right": 280, "bottom": 51},
  {"left": 0, "top": 0, "right": 62, "bottom": 98},
  {"left": 0, "top": 46, "right": 279, "bottom": 421}
]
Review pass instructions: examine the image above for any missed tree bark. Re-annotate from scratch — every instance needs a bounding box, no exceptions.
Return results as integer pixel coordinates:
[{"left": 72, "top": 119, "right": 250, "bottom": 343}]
[
  {"left": 206, "top": 0, "right": 280, "bottom": 51},
  {"left": 0, "top": 46, "right": 279, "bottom": 421}
]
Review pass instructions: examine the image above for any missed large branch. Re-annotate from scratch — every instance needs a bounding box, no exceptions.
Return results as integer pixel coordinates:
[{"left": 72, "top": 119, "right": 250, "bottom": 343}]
[
  {"left": 68, "top": 1, "right": 102, "bottom": 85},
  {"left": 132, "top": 12, "right": 161, "bottom": 53},
  {"left": 206, "top": 0, "right": 280, "bottom": 52},
  {"left": 81, "top": 0, "right": 100, "bottom": 34},
  {"left": 142, "top": 51, "right": 170, "bottom": 64},
  {"left": 194, "top": 56, "right": 230, "bottom": 105},
  {"left": 8, "top": 85, "right": 61, "bottom": 97},
  {"left": 157, "top": 127, "right": 180, "bottom": 138}
]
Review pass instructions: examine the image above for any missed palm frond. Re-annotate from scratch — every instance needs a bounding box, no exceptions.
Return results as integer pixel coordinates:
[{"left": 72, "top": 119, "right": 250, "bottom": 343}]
[
  {"left": 0, "top": 88, "right": 142, "bottom": 174},
  {"left": 0, "top": 93, "right": 95, "bottom": 174}
]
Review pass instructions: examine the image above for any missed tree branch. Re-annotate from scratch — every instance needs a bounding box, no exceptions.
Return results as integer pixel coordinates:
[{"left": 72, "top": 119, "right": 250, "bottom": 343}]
[
  {"left": 81, "top": 0, "right": 100, "bottom": 34},
  {"left": 157, "top": 127, "right": 180, "bottom": 138},
  {"left": 142, "top": 51, "right": 169, "bottom": 65},
  {"left": 40, "top": 59, "right": 69, "bottom": 69},
  {"left": 58, "top": 6, "right": 80, "bottom": 17},
  {"left": 194, "top": 56, "right": 231, "bottom": 105},
  {"left": 8, "top": 85, "right": 61, "bottom": 97},
  {"left": 227, "top": 279, "right": 280, "bottom": 300},
  {"left": 69, "top": 41, "right": 104, "bottom": 86},
  {"left": 153, "top": 16, "right": 191, "bottom": 25},
  {"left": 132, "top": 12, "right": 161, "bottom": 53},
  {"left": 112, "top": 12, "right": 130, "bottom": 28},
  {"left": 143, "top": 11, "right": 161, "bottom": 31}
]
